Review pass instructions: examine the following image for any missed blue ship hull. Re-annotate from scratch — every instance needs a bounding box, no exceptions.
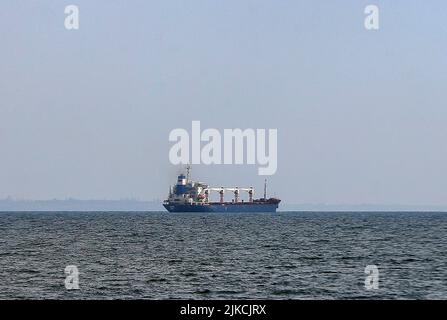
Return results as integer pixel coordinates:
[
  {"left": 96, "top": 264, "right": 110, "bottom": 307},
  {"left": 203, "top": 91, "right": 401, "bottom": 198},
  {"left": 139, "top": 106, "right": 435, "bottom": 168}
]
[{"left": 163, "top": 202, "right": 279, "bottom": 213}]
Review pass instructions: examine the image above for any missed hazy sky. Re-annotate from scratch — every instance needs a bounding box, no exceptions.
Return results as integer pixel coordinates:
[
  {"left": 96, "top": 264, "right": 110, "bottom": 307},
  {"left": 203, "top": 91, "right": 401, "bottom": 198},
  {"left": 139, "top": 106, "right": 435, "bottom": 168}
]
[{"left": 1, "top": 1, "right": 447, "bottom": 205}]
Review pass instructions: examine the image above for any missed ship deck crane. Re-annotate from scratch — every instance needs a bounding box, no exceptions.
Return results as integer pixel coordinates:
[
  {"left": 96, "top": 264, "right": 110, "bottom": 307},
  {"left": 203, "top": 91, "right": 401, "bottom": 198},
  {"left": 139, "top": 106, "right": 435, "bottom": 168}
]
[{"left": 204, "top": 186, "right": 254, "bottom": 203}]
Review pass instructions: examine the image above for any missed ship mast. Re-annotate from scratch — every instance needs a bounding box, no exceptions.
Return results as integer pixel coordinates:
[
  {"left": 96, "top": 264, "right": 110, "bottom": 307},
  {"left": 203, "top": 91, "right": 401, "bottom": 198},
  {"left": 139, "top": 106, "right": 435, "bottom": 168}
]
[
  {"left": 186, "top": 164, "right": 191, "bottom": 182},
  {"left": 264, "top": 179, "right": 267, "bottom": 200}
]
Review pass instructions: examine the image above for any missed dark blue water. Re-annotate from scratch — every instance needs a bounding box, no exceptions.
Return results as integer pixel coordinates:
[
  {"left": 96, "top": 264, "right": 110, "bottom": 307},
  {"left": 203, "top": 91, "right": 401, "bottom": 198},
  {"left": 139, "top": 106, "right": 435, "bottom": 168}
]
[{"left": 0, "top": 211, "right": 446, "bottom": 299}]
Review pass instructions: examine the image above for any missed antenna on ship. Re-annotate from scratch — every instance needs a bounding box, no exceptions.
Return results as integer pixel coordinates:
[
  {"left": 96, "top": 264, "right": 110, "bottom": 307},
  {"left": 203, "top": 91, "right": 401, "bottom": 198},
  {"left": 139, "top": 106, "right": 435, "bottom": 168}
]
[
  {"left": 186, "top": 164, "right": 191, "bottom": 182},
  {"left": 264, "top": 179, "right": 267, "bottom": 200}
]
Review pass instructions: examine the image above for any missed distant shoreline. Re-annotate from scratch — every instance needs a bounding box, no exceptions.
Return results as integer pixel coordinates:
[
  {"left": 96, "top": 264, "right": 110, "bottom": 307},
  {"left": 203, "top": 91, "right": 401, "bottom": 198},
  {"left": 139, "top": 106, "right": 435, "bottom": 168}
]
[
  {"left": 1, "top": 199, "right": 447, "bottom": 212},
  {"left": 1, "top": 210, "right": 447, "bottom": 213},
  {"left": 0, "top": 199, "right": 164, "bottom": 211}
]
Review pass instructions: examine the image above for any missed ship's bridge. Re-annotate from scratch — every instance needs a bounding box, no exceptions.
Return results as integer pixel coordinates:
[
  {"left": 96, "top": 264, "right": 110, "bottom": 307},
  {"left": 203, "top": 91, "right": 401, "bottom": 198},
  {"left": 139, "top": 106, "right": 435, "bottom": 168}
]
[{"left": 175, "top": 174, "right": 189, "bottom": 195}]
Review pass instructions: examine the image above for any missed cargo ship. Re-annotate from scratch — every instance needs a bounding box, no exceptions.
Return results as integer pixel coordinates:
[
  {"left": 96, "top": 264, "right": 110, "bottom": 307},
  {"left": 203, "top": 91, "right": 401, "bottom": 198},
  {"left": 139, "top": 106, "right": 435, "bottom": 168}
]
[{"left": 163, "top": 166, "right": 280, "bottom": 212}]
